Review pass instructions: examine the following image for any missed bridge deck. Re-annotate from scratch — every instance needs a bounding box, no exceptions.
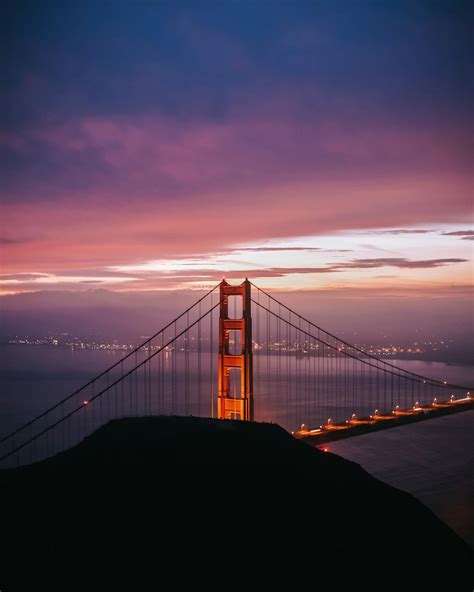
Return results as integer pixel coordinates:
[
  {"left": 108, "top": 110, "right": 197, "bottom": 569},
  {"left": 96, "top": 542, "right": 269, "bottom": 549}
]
[{"left": 294, "top": 397, "right": 474, "bottom": 446}]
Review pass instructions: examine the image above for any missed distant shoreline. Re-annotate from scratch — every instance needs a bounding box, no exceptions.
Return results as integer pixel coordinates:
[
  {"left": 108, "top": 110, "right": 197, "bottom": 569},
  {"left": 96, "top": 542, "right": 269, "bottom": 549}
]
[{"left": 1, "top": 340, "right": 472, "bottom": 367}]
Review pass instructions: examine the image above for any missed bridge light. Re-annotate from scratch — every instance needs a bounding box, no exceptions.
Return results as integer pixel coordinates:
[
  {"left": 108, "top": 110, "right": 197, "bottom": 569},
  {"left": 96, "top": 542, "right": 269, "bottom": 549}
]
[
  {"left": 327, "top": 418, "right": 332, "bottom": 424},
  {"left": 83, "top": 400, "right": 88, "bottom": 406},
  {"left": 423, "top": 380, "right": 426, "bottom": 384},
  {"left": 300, "top": 424, "right": 306, "bottom": 430},
  {"left": 352, "top": 413, "right": 356, "bottom": 419},
  {"left": 323, "top": 447, "right": 329, "bottom": 452},
  {"left": 443, "top": 381, "right": 447, "bottom": 385}
]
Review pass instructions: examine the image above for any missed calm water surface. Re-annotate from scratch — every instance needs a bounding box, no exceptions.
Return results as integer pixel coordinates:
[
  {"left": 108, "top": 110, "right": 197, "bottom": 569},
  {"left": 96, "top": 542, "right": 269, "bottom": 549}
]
[{"left": 328, "top": 411, "right": 474, "bottom": 548}]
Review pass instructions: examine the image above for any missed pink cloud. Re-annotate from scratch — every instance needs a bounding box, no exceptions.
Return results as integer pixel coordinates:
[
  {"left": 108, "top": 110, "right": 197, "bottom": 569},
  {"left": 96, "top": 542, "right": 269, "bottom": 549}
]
[
  {"left": 1, "top": 99, "right": 472, "bottom": 277},
  {"left": 1, "top": 170, "right": 471, "bottom": 276},
  {"left": 3, "top": 100, "right": 472, "bottom": 196}
]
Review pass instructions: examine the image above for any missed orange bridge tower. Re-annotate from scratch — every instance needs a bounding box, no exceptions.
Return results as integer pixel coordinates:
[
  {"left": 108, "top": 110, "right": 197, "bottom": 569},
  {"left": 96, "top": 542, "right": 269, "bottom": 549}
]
[{"left": 217, "top": 279, "right": 254, "bottom": 421}]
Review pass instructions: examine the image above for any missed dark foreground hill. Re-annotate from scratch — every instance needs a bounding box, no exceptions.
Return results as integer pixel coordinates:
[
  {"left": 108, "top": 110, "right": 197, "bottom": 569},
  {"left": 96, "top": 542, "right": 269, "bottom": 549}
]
[{"left": 1, "top": 416, "right": 472, "bottom": 587}]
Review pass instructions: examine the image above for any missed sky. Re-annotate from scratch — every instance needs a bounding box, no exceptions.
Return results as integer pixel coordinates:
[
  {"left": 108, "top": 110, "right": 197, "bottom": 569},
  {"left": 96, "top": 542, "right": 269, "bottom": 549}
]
[{"left": 0, "top": 1, "right": 473, "bottom": 342}]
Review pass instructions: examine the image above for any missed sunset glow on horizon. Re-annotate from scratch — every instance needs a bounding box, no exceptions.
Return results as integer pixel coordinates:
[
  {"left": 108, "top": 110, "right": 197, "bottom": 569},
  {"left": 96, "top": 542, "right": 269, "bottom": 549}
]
[{"left": 1, "top": 223, "right": 472, "bottom": 295}]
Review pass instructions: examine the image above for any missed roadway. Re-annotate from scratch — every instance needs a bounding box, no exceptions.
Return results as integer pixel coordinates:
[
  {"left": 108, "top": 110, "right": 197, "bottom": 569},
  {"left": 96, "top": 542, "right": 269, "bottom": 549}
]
[{"left": 294, "top": 395, "right": 474, "bottom": 446}]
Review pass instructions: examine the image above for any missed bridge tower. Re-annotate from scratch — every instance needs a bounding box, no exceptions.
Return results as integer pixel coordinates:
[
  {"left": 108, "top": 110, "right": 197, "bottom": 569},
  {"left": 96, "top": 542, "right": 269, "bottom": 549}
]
[{"left": 217, "top": 279, "right": 254, "bottom": 421}]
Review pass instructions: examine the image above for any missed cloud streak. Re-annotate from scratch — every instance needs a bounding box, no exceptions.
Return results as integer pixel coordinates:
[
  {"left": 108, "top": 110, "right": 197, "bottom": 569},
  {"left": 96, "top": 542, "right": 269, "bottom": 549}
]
[
  {"left": 442, "top": 230, "right": 474, "bottom": 236},
  {"left": 442, "top": 230, "right": 474, "bottom": 241},
  {"left": 367, "top": 229, "right": 437, "bottom": 235},
  {"left": 0, "top": 273, "right": 49, "bottom": 281},
  {"left": 1, "top": 257, "right": 468, "bottom": 295},
  {"left": 334, "top": 258, "right": 468, "bottom": 270},
  {"left": 233, "top": 247, "right": 352, "bottom": 253}
]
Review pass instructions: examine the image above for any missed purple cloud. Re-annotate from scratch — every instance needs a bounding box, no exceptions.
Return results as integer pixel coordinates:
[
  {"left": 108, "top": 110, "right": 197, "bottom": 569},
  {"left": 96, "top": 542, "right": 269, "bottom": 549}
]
[
  {"left": 335, "top": 258, "right": 468, "bottom": 270},
  {"left": 442, "top": 230, "right": 474, "bottom": 240},
  {"left": 368, "top": 229, "right": 437, "bottom": 235},
  {"left": 0, "top": 273, "right": 49, "bottom": 281}
]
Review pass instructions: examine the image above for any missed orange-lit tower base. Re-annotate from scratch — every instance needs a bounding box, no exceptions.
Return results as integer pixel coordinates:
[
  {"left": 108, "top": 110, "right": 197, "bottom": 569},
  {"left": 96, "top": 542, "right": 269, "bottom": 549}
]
[{"left": 217, "top": 279, "right": 254, "bottom": 421}]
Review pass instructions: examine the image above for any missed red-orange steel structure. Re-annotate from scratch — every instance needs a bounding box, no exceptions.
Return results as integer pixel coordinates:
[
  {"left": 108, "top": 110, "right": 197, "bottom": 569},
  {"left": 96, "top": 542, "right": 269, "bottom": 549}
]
[{"left": 217, "top": 279, "right": 254, "bottom": 420}]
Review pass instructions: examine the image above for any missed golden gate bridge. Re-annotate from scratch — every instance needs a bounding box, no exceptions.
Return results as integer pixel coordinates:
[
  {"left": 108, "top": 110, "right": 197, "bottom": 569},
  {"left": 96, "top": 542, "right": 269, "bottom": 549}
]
[{"left": 1, "top": 280, "right": 473, "bottom": 467}]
